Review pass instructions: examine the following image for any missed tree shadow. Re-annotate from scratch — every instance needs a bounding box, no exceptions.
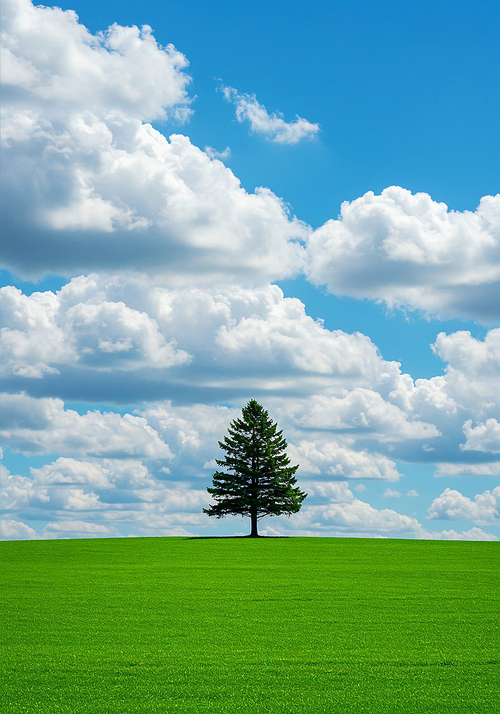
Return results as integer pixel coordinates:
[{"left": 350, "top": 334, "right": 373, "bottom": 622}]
[{"left": 183, "top": 535, "right": 290, "bottom": 540}]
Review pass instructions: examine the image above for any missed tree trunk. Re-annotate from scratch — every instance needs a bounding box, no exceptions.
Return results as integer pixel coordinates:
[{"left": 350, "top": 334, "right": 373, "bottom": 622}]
[{"left": 249, "top": 509, "right": 259, "bottom": 537}]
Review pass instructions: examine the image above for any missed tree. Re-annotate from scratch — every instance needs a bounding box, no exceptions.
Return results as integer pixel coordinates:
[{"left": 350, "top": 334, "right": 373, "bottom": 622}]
[{"left": 203, "top": 399, "right": 306, "bottom": 537}]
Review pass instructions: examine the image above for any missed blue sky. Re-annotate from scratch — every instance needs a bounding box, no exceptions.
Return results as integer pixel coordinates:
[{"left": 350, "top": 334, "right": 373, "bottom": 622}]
[{"left": 1, "top": 0, "right": 499, "bottom": 540}]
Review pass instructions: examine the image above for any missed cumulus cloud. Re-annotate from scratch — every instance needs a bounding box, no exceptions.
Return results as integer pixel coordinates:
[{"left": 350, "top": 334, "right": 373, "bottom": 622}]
[
  {"left": 141, "top": 403, "right": 234, "bottom": 464},
  {"left": 0, "top": 285, "right": 190, "bottom": 377},
  {"left": 374, "top": 328, "right": 500, "bottom": 466},
  {"left": 1, "top": 0, "right": 307, "bottom": 283},
  {"left": 273, "top": 493, "right": 497, "bottom": 539},
  {"left": 383, "top": 488, "right": 401, "bottom": 498},
  {"left": 255, "top": 479, "right": 441, "bottom": 536},
  {"left": 215, "top": 296, "right": 398, "bottom": 383},
  {"left": 0, "top": 518, "right": 39, "bottom": 540},
  {"left": 407, "top": 489, "right": 419, "bottom": 497},
  {"left": 461, "top": 418, "right": 500, "bottom": 453},
  {"left": 427, "top": 487, "right": 500, "bottom": 525},
  {"left": 415, "top": 527, "right": 498, "bottom": 541},
  {"left": 0, "top": 287, "right": 74, "bottom": 378},
  {"left": 288, "top": 440, "right": 401, "bottom": 481},
  {"left": 1, "top": 0, "right": 192, "bottom": 123},
  {"left": 1, "top": 277, "right": 499, "bottom": 475},
  {"left": 435, "top": 462, "right": 500, "bottom": 477},
  {"left": 1, "top": 462, "right": 49, "bottom": 510},
  {"left": 141, "top": 401, "right": 406, "bottom": 483},
  {"left": 432, "top": 329, "right": 500, "bottom": 378},
  {"left": 42, "top": 520, "right": 120, "bottom": 538},
  {"left": 30, "top": 457, "right": 154, "bottom": 489},
  {"left": 1, "top": 278, "right": 408, "bottom": 398},
  {"left": 1, "top": 463, "right": 106, "bottom": 513},
  {"left": 306, "top": 187, "right": 500, "bottom": 323},
  {"left": 271, "top": 391, "right": 439, "bottom": 442},
  {"left": 2, "top": 1, "right": 499, "bottom": 541},
  {"left": 221, "top": 85, "right": 320, "bottom": 144},
  {"left": 5, "top": 2, "right": 497, "bottom": 328},
  {"left": 141, "top": 402, "right": 403, "bottom": 483},
  {"left": 1, "top": 451, "right": 212, "bottom": 539},
  {"left": 303, "top": 481, "right": 354, "bottom": 502},
  {"left": 291, "top": 500, "right": 420, "bottom": 533},
  {"left": 204, "top": 145, "right": 231, "bottom": 160},
  {"left": 1, "top": 125, "right": 306, "bottom": 282},
  {"left": 0, "top": 393, "right": 172, "bottom": 458}
]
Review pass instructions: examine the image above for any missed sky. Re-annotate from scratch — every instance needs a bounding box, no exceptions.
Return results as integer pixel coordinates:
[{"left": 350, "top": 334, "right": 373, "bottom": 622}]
[{"left": 1, "top": 0, "right": 499, "bottom": 540}]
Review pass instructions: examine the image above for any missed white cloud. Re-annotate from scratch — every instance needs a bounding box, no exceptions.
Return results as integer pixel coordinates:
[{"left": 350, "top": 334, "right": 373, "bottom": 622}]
[
  {"left": 461, "top": 418, "right": 500, "bottom": 453},
  {"left": 129, "top": 525, "right": 198, "bottom": 537},
  {"left": 291, "top": 499, "right": 420, "bottom": 533},
  {"left": 255, "top": 476, "right": 426, "bottom": 536},
  {"left": 2, "top": 277, "right": 499, "bottom": 476},
  {"left": 221, "top": 85, "right": 320, "bottom": 144},
  {"left": 216, "top": 298, "right": 391, "bottom": 380},
  {"left": 271, "top": 390, "right": 439, "bottom": 442},
  {"left": 1, "top": 278, "right": 409, "bottom": 397},
  {"left": 2, "top": 124, "right": 307, "bottom": 282},
  {"left": 406, "top": 489, "right": 419, "bottom": 497},
  {"left": 0, "top": 285, "right": 190, "bottom": 377},
  {"left": 1, "top": 462, "right": 49, "bottom": 510},
  {"left": 272, "top": 491, "right": 498, "bottom": 538},
  {"left": 0, "top": 5, "right": 307, "bottom": 286},
  {"left": 303, "top": 481, "right": 354, "bottom": 502},
  {"left": 3, "top": 121, "right": 307, "bottom": 284},
  {"left": 122, "top": 511, "right": 208, "bottom": 535},
  {"left": 61, "top": 489, "right": 102, "bottom": 511},
  {"left": 423, "top": 331, "right": 500, "bottom": 438},
  {"left": 383, "top": 488, "right": 401, "bottom": 498},
  {"left": 288, "top": 440, "right": 401, "bottom": 481},
  {"left": 42, "top": 520, "right": 120, "bottom": 538},
  {"left": 141, "top": 401, "right": 405, "bottom": 483},
  {"left": 141, "top": 403, "right": 234, "bottom": 459},
  {"left": 1, "top": 450, "right": 212, "bottom": 538},
  {"left": 1, "top": 1, "right": 307, "bottom": 283},
  {"left": 354, "top": 484, "right": 366, "bottom": 492},
  {"left": 204, "top": 145, "right": 231, "bottom": 160},
  {"left": 380, "top": 328, "right": 500, "bottom": 465},
  {"left": 0, "top": 287, "right": 74, "bottom": 378},
  {"left": 432, "top": 329, "right": 500, "bottom": 378},
  {"left": 30, "top": 457, "right": 154, "bottom": 489},
  {"left": 66, "top": 299, "right": 190, "bottom": 369},
  {"left": 1, "top": 0, "right": 192, "bottom": 123},
  {"left": 435, "top": 462, "right": 500, "bottom": 477},
  {"left": 416, "top": 527, "right": 498, "bottom": 541},
  {"left": 136, "top": 485, "right": 210, "bottom": 510},
  {"left": 306, "top": 187, "right": 500, "bottom": 323},
  {"left": 0, "top": 518, "right": 39, "bottom": 540},
  {"left": 1, "top": 393, "right": 172, "bottom": 459},
  {"left": 427, "top": 487, "right": 500, "bottom": 525}
]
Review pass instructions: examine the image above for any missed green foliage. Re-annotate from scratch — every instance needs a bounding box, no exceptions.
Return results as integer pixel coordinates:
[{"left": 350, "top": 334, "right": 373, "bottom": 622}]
[
  {"left": 203, "top": 399, "right": 306, "bottom": 535},
  {"left": 1, "top": 537, "right": 499, "bottom": 714}
]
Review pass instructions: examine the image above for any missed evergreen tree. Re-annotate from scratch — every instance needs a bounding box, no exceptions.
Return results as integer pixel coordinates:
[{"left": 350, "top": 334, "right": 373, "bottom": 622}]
[{"left": 203, "top": 399, "right": 306, "bottom": 537}]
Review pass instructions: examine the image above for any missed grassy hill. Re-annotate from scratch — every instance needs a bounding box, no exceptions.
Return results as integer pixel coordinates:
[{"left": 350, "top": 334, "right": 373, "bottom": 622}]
[{"left": 1, "top": 537, "right": 498, "bottom": 713}]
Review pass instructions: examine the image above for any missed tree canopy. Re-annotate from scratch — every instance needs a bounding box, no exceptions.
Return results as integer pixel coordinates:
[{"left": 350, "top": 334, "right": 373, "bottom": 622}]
[{"left": 203, "top": 399, "right": 306, "bottom": 536}]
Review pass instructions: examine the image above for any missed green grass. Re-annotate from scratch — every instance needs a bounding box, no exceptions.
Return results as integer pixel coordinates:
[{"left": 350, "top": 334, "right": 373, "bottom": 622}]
[{"left": 1, "top": 537, "right": 499, "bottom": 713}]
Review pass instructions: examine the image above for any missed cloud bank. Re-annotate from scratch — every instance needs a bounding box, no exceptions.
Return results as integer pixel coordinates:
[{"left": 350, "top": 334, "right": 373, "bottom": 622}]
[
  {"left": 0, "top": 2, "right": 498, "bottom": 540},
  {"left": 2, "top": 1, "right": 499, "bottom": 323},
  {"left": 2, "top": 277, "right": 500, "bottom": 473}
]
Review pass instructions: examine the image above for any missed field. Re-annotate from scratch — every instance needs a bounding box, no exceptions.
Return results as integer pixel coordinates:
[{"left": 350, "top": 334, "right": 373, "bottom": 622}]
[{"left": 1, "top": 537, "right": 499, "bottom": 713}]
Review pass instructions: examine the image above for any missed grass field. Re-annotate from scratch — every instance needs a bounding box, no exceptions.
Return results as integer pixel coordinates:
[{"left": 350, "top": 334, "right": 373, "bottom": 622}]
[{"left": 1, "top": 537, "right": 499, "bottom": 713}]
